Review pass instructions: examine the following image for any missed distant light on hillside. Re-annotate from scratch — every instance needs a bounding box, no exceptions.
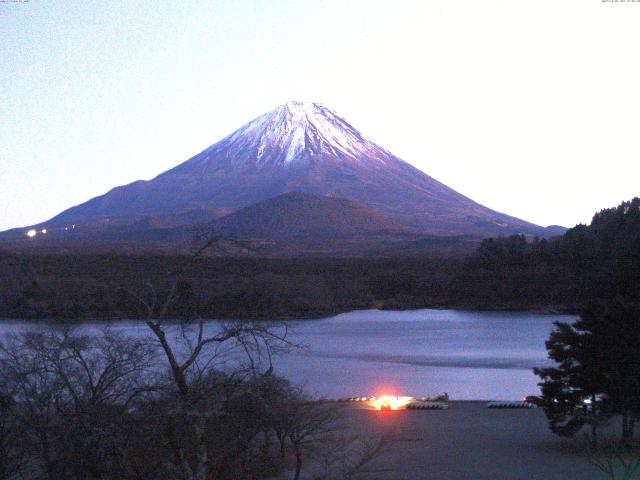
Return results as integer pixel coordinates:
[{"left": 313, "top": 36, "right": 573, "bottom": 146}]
[
  {"left": 26, "top": 229, "right": 37, "bottom": 238},
  {"left": 41, "top": 228, "right": 47, "bottom": 234}
]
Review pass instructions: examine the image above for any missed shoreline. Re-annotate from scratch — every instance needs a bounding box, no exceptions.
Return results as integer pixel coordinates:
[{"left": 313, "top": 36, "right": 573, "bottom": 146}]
[{"left": 0, "top": 304, "right": 580, "bottom": 323}]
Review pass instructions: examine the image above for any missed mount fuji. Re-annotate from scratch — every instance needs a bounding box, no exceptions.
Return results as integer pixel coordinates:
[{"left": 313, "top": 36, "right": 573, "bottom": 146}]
[{"left": 3, "top": 101, "right": 563, "bottom": 252}]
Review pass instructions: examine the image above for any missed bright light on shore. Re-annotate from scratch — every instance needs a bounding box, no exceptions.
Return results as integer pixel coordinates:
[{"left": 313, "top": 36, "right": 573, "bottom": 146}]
[
  {"left": 41, "top": 228, "right": 47, "bottom": 234},
  {"left": 370, "top": 395, "right": 413, "bottom": 411},
  {"left": 26, "top": 229, "right": 37, "bottom": 238}
]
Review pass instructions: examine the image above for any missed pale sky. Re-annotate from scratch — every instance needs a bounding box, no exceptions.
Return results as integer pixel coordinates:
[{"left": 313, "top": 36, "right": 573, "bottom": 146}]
[{"left": 1, "top": 0, "right": 639, "bottom": 231}]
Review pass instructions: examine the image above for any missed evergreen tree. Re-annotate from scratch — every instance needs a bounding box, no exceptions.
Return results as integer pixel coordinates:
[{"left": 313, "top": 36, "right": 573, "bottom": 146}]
[
  {"left": 535, "top": 312, "right": 609, "bottom": 444},
  {"left": 536, "top": 299, "right": 640, "bottom": 444}
]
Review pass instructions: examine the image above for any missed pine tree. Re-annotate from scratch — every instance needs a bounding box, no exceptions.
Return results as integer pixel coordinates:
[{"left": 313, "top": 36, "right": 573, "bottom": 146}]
[
  {"left": 536, "top": 299, "right": 640, "bottom": 444},
  {"left": 535, "top": 313, "right": 609, "bottom": 444}
]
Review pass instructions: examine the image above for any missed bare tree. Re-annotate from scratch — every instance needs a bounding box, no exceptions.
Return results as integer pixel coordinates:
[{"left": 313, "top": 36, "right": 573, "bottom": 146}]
[
  {"left": 0, "top": 234, "right": 391, "bottom": 480},
  {"left": 0, "top": 326, "right": 158, "bottom": 480},
  {"left": 0, "top": 393, "right": 21, "bottom": 480},
  {"left": 265, "top": 388, "right": 396, "bottom": 480},
  {"left": 127, "top": 237, "right": 295, "bottom": 480}
]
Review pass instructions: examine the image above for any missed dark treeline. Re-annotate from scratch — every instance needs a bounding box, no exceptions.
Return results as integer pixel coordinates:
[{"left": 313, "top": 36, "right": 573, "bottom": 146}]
[
  {"left": 0, "top": 255, "right": 470, "bottom": 320},
  {"left": 532, "top": 199, "right": 640, "bottom": 446},
  {"left": 0, "top": 323, "right": 384, "bottom": 480},
  {"left": 0, "top": 253, "right": 568, "bottom": 320},
  {"left": 1, "top": 198, "right": 638, "bottom": 321},
  {"left": 466, "top": 197, "right": 640, "bottom": 308}
]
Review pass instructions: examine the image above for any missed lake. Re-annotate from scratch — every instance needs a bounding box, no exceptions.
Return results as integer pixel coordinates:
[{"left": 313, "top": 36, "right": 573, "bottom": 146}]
[{"left": 0, "top": 309, "right": 576, "bottom": 401}]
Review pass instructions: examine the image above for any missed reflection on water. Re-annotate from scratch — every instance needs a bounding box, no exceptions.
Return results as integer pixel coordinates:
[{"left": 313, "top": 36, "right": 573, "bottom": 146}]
[
  {"left": 0, "top": 309, "right": 576, "bottom": 400},
  {"left": 275, "top": 309, "right": 575, "bottom": 400}
]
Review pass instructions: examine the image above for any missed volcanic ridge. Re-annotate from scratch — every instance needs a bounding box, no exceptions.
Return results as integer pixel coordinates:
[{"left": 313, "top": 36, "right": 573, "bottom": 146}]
[{"left": 1, "top": 101, "right": 564, "bottom": 255}]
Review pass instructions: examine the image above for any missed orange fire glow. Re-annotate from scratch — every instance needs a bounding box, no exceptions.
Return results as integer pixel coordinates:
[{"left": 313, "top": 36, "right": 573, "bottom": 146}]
[{"left": 369, "top": 395, "right": 413, "bottom": 411}]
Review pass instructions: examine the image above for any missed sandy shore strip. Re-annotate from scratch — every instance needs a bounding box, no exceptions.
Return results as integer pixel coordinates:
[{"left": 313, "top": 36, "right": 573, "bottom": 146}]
[{"left": 339, "top": 401, "right": 612, "bottom": 480}]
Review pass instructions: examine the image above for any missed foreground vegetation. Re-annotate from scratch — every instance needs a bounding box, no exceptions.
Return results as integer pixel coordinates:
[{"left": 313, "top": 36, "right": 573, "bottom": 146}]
[
  {"left": 0, "top": 324, "right": 386, "bottom": 480},
  {"left": 533, "top": 197, "right": 640, "bottom": 470}
]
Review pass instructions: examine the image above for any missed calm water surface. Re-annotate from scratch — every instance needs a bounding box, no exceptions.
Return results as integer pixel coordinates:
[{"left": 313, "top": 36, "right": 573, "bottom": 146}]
[
  {"left": 0, "top": 309, "right": 576, "bottom": 400},
  {"left": 278, "top": 309, "right": 577, "bottom": 400}
]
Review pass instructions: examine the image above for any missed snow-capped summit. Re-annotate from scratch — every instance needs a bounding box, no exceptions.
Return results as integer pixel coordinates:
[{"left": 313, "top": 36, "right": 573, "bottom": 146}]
[
  {"left": 34, "top": 101, "right": 559, "bottom": 238},
  {"left": 188, "top": 101, "right": 392, "bottom": 169}
]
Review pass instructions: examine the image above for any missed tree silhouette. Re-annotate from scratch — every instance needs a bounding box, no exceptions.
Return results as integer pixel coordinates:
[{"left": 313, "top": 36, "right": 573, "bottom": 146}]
[{"left": 536, "top": 299, "right": 640, "bottom": 444}]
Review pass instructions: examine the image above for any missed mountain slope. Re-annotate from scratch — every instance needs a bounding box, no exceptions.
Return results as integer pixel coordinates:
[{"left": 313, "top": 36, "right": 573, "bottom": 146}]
[
  {"left": 207, "top": 192, "right": 410, "bottom": 239},
  {"left": 196, "top": 192, "right": 480, "bottom": 257},
  {"left": 11, "top": 101, "right": 562, "bottom": 239},
  {"left": 0, "top": 193, "right": 480, "bottom": 257}
]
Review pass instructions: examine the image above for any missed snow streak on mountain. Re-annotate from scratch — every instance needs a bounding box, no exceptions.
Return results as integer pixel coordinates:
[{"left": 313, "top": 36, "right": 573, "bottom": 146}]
[{"left": 192, "top": 101, "right": 393, "bottom": 168}]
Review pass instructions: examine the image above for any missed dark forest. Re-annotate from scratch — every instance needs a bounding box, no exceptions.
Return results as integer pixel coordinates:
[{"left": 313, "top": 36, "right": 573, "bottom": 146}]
[{"left": 1, "top": 198, "right": 638, "bottom": 321}]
